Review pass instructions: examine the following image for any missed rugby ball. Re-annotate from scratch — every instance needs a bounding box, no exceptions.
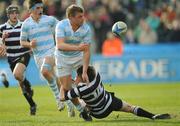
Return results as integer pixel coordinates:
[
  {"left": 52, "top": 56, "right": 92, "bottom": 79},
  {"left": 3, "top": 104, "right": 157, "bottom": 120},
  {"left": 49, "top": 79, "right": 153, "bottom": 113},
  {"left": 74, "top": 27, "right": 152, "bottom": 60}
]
[{"left": 112, "top": 21, "right": 127, "bottom": 37}]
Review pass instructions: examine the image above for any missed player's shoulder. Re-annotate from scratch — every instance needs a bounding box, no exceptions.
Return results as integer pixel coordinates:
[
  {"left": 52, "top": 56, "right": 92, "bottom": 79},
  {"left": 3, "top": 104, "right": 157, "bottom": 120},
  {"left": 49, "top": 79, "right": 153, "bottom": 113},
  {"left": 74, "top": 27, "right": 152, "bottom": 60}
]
[
  {"left": 42, "top": 15, "right": 56, "bottom": 20},
  {"left": 57, "top": 19, "right": 69, "bottom": 27},
  {"left": 59, "top": 19, "right": 69, "bottom": 24}
]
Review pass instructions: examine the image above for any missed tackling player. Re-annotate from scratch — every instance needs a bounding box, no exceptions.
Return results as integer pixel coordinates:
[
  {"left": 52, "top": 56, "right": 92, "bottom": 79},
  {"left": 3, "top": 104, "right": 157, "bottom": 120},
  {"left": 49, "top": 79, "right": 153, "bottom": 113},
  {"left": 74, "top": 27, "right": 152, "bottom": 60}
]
[{"left": 61, "top": 65, "right": 171, "bottom": 120}]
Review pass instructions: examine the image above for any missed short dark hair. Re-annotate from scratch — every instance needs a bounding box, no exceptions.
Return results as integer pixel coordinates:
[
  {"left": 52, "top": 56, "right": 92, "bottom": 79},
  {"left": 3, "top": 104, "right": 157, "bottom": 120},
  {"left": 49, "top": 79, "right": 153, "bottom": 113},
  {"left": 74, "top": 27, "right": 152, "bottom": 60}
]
[
  {"left": 66, "top": 4, "right": 84, "bottom": 18},
  {"left": 6, "top": 4, "right": 19, "bottom": 14},
  {"left": 77, "top": 66, "right": 96, "bottom": 82},
  {"left": 28, "top": 0, "right": 43, "bottom": 9}
]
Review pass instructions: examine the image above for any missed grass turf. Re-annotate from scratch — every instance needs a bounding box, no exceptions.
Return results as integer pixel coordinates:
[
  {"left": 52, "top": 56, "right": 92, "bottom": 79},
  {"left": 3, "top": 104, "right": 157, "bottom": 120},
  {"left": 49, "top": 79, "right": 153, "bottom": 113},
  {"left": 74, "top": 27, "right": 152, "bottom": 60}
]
[{"left": 0, "top": 83, "right": 180, "bottom": 126}]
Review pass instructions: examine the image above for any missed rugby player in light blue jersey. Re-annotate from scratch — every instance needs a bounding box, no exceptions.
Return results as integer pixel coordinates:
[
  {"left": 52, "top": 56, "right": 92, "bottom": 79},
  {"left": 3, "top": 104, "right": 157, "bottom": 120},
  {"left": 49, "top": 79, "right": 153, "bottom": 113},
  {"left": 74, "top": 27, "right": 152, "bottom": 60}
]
[
  {"left": 55, "top": 4, "right": 92, "bottom": 121},
  {"left": 20, "top": 0, "right": 74, "bottom": 116}
]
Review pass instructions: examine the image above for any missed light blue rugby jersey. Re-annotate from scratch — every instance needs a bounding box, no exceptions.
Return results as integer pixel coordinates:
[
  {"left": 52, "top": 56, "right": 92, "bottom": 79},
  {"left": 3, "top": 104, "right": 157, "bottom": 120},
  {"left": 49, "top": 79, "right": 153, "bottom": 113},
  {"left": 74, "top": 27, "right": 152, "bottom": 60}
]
[
  {"left": 20, "top": 15, "right": 58, "bottom": 57},
  {"left": 55, "top": 19, "right": 92, "bottom": 57}
]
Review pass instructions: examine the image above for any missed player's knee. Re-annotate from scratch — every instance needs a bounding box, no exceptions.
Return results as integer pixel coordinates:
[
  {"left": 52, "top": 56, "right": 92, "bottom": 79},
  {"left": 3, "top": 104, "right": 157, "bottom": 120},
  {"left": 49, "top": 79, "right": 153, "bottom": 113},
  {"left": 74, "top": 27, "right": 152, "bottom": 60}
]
[
  {"left": 13, "top": 73, "right": 23, "bottom": 81},
  {"left": 121, "top": 101, "right": 134, "bottom": 113},
  {"left": 125, "top": 105, "right": 133, "bottom": 112},
  {"left": 41, "top": 69, "right": 50, "bottom": 78}
]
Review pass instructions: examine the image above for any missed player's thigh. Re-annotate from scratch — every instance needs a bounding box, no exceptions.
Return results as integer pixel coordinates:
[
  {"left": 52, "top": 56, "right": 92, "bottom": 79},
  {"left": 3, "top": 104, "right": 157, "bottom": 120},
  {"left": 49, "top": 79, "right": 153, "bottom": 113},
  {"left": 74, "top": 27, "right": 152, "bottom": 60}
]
[
  {"left": 55, "top": 56, "right": 73, "bottom": 77},
  {"left": 111, "top": 94, "right": 123, "bottom": 111},
  {"left": 13, "top": 63, "right": 26, "bottom": 79},
  {"left": 73, "top": 58, "right": 83, "bottom": 70},
  {"left": 13, "top": 54, "right": 30, "bottom": 79},
  {"left": 59, "top": 75, "right": 72, "bottom": 90}
]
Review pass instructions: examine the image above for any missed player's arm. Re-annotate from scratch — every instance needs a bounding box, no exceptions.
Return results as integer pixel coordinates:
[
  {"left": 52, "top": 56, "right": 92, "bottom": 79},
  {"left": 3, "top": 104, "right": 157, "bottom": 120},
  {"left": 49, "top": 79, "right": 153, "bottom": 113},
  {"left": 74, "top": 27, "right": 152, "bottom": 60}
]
[
  {"left": 82, "top": 27, "right": 92, "bottom": 82},
  {"left": 20, "top": 22, "right": 36, "bottom": 48},
  {"left": 20, "top": 40, "right": 36, "bottom": 48},
  {"left": 20, "top": 40, "right": 31, "bottom": 48},
  {"left": 56, "top": 37, "right": 89, "bottom": 51},
  {"left": 82, "top": 44, "right": 90, "bottom": 82},
  {"left": 60, "top": 87, "right": 80, "bottom": 101}
]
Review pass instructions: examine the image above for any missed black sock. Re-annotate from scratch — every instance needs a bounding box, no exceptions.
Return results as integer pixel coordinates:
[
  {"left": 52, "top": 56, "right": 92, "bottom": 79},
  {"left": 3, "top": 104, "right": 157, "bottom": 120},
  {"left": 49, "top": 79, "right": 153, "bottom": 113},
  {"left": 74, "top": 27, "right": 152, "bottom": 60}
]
[
  {"left": 22, "top": 86, "right": 36, "bottom": 107},
  {"left": 133, "top": 107, "right": 155, "bottom": 119},
  {"left": 23, "top": 78, "right": 31, "bottom": 91}
]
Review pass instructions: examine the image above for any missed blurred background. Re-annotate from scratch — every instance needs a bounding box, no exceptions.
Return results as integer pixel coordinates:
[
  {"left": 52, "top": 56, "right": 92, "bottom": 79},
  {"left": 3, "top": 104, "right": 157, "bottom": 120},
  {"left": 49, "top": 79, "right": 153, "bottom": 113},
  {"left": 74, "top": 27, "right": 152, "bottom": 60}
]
[{"left": 0, "top": 0, "right": 180, "bottom": 85}]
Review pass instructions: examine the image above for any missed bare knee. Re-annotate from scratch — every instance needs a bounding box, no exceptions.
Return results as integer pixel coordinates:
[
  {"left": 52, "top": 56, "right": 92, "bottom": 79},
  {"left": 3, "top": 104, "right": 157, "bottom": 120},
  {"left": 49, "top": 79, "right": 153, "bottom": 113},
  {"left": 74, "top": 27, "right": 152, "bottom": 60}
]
[
  {"left": 13, "top": 73, "right": 23, "bottom": 81},
  {"left": 41, "top": 69, "right": 50, "bottom": 79},
  {"left": 120, "top": 101, "right": 135, "bottom": 113}
]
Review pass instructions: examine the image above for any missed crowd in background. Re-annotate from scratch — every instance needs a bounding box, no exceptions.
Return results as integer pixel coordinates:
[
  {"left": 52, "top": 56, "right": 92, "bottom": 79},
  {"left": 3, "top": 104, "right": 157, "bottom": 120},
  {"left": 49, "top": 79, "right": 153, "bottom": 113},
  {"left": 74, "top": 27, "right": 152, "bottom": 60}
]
[{"left": 0, "top": 0, "right": 180, "bottom": 54}]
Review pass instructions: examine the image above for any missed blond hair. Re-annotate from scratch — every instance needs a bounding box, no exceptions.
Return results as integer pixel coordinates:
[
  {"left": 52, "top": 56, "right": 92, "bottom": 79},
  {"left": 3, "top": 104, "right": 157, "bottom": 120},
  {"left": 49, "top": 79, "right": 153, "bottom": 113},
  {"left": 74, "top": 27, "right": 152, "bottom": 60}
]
[{"left": 66, "top": 4, "right": 84, "bottom": 18}]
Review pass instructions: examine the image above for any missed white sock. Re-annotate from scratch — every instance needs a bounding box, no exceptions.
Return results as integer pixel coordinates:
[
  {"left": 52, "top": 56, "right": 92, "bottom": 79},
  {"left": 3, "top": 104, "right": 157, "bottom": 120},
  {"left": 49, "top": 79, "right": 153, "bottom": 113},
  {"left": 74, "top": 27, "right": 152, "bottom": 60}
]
[
  {"left": 49, "top": 78, "right": 60, "bottom": 103},
  {"left": 65, "top": 100, "right": 74, "bottom": 109},
  {"left": 75, "top": 104, "right": 84, "bottom": 112}
]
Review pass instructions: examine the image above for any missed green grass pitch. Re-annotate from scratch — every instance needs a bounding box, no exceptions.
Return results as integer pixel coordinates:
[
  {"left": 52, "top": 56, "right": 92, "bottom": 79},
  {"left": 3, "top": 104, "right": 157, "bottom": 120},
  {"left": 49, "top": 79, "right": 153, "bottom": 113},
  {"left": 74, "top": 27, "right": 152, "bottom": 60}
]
[{"left": 0, "top": 83, "right": 180, "bottom": 126}]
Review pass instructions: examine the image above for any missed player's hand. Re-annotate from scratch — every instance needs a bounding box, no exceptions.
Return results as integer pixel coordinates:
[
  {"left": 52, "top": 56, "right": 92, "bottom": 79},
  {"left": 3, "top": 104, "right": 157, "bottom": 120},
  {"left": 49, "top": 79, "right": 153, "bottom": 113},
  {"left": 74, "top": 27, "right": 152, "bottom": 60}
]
[
  {"left": 78, "top": 43, "right": 89, "bottom": 51},
  {"left": 0, "top": 44, "right": 6, "bottom": 57},
  {"left": 30, "top": 39, "right": 36, "bottom": 48},
  {"left": 82, "top": 72, "right": 89, "bottom": 84},
  {"left": 2, "top": 32, "right": 9, "bottom": 40}
]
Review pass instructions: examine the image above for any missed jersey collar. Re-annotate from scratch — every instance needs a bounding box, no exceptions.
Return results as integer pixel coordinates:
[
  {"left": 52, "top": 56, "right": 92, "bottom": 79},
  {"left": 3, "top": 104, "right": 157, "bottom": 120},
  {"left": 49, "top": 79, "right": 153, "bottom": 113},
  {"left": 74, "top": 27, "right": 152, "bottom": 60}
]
[{"left": 6, "top": 20, "right": 21, "bottom": 28}]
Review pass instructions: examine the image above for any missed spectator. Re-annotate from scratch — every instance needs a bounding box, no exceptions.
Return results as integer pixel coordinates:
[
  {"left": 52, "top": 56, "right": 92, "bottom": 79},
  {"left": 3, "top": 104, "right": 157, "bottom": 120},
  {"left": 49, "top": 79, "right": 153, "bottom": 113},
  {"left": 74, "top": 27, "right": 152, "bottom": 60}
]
[
  {"left": 138, "top": 19, "right": 157, "bottom": 44},
  {"left": 102, "top": 32, "right": 123, "bottom": 56}
]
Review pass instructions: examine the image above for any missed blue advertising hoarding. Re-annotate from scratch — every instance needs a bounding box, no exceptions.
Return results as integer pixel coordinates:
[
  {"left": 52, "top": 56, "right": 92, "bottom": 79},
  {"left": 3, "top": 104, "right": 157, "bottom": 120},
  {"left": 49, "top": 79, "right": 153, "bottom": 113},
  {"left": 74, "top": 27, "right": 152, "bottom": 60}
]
[{"left": 92, "top": 44, "right": 180, "bottom": 83}]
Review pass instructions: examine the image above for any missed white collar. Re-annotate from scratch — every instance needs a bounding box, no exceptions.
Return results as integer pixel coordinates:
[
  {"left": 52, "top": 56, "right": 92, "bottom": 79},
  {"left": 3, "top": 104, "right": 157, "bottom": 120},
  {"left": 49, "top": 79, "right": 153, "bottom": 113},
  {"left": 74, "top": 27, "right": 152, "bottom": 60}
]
[{"left": 6, "top": 20, "right": 21, "bottom": 28}]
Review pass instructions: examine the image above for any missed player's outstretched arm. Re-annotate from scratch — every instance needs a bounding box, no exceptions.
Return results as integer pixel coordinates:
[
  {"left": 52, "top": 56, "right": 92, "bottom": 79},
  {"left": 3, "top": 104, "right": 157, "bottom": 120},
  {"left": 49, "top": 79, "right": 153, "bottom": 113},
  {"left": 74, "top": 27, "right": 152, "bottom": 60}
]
[{"left": 60, "top": 87, "right": 80, "bottom": 101}]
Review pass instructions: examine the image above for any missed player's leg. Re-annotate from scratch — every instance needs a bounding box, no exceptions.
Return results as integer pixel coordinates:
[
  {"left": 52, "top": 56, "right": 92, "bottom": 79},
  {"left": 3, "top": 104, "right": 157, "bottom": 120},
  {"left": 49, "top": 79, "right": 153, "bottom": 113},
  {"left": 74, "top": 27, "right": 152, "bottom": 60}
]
[
  {"left": 55, "top": 53, "right": 91, "bottom": 120},
  {"left": 0, "top": 73, "right": 9, "bottom": 88},
  {"left": 120, "top": 101, "right": 155, "bottom": 119},
  {"left": 12, "top": 54, "right": 36, "bottom": 115},
  {"left": 57, "top": 77, "right": 75, "bottom": 115},
  {"left": 112, "top": 95, "right": 170, "bottom": 120},
  {"left": 54, "top": 54, "right": 77, "bottom": 116},
  {"left": 59, "top": 75, "right": 92, "bottom": 121},
  {"left": 0, "top": 45, "right": 9, "bottom": 87},
  {"left": 121, "top": 101, "right": 170, "bottom": 119},
  {"left": 59, "top": 76, "right": 75, "bottom": 117},
  {"left": 41, "top": 56, "right": 67, "bottom": 111}
]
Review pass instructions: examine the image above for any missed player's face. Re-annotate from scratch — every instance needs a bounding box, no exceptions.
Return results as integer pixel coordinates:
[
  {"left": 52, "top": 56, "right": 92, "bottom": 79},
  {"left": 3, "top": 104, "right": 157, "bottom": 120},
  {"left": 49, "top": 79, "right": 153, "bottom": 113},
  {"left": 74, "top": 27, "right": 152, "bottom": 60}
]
[
  {"left": 71, "top": 12, "right": 84, "bottom": 27},
  {"left": 31, "top": 5, "right": 43, "bottom": 18},
  {"left": 9, "top": 11, "right": 19, "bottom": 23}
]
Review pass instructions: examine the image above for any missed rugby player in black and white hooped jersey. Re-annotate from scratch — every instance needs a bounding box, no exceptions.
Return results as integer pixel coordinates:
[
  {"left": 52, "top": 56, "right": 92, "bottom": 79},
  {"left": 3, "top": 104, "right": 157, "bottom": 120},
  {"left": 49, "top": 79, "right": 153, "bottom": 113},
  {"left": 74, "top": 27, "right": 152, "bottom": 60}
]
[
  {"left": 0, "top": 4, "right": 37, "bottom": 115},
  {"left": 61, "top": 65, "right": 171, "bottom": 120}
]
